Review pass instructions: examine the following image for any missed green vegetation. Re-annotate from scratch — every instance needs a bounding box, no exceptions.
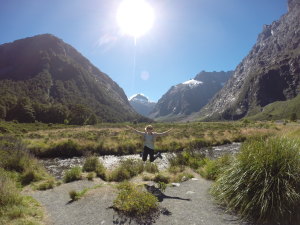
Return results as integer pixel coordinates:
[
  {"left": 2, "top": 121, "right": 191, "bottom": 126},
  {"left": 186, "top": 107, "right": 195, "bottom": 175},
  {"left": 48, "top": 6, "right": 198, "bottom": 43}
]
[
  {"left": 13, "top": 121, "right": 279, "bottom": 158},
  {"left": 0, "top": 178, "right": 43, "bottom": 225},
  {"left": 247, "top": 93, "right": 300, "bottom": 121},
  {"left": 69, "top": 184, "right": 103, "bottom": 202},
  {"left": 198, "top": 154, "right": 232, "bottom": 180},
  {"left": 153, "top": 173, "right": 170, "bottom": 184},
  {"left": 113, "top": 182, "right": 158, "bottom": 217},
  {"left": 108, "top": 159, "right": 144, "bottom": 182},
  {"left": 82, "top": 156, "right": 106, "bottom": 180},
  {"left": 63, "top": 166, "right": 82, "bottom": 183},
  {"left": 168, "top": 149, "right": 206, "bottom": 170},
  {"left": 211, "top": 137, "right": 300, "bottom": 224}
]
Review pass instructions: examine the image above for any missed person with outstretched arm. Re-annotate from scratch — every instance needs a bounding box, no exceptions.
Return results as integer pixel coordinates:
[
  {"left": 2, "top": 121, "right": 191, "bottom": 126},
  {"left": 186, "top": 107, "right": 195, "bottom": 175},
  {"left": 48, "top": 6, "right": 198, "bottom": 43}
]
[{"left": 126, "top": 125, "right": 172, "bottom": 162}]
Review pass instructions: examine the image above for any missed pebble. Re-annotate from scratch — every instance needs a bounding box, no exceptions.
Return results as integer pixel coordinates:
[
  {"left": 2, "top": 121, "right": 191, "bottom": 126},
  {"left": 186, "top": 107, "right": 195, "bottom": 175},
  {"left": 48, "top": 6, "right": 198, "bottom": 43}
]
[{"left": 172, "top": 183, "right": 180, "bottom": 187}]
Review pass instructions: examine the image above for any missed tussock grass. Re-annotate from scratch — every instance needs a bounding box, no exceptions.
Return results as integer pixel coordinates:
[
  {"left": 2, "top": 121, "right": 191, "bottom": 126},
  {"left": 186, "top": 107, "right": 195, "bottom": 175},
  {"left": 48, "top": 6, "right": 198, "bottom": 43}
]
[
  {"left": 108, "top": 159, "right": 144, "bottom": 182},
  {"left": 63, "top": 166, "right": 82, "bottom": 183},
  {"left": 198, "top": 154, "right": 233, "bottom": 180},
  {"left": 21, "top": 121, "right": 282, "bottom": 158},
  {"left": 168, "top": 149, "right": 206, "bottom": 170},
  {"left": 211, "top": 137, "right": 300, "bottom": 224},
  {"left": 113, "top": 182, "right": 158, "bottom": 217}
]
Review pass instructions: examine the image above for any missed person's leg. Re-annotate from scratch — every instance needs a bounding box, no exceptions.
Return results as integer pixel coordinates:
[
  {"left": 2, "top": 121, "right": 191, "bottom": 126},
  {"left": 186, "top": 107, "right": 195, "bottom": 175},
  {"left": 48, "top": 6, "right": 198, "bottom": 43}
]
[
  {"left": 142, "top": 146, "right": 149, "bottom": 161},
  {"left": 149, "top": 148, "right": 155, "bottom": 162},
  {"left": 149, "top": 149, "right": 162, "bottom": 162}
]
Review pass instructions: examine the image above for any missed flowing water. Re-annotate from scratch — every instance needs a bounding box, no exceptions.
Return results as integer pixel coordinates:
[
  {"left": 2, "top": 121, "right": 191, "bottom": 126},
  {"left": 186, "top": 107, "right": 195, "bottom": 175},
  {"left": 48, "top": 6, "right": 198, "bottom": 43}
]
[{"left": 40, "top": 142, "right": 241, "bottom": 179}]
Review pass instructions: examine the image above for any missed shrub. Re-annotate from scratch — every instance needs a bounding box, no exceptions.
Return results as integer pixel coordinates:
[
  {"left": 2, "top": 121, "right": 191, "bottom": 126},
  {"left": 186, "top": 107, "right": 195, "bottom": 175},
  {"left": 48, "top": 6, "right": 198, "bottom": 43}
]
[
  {"left": 0, "top": 172, "right": 22, "bottom": 207},
  {"left": 109, "top": 159, "right": 144, "bottom": 182},
  {"left": 69, "top": 190, "right": 80, "bottom": 201},
  {"left": 113, "top": 182, "right": 158, "bottom": 217},
  {"left": 95, "top": 164, "right": 107, "bottom": 180},
  {"left": 36, "top": 179, "right": 55, "bottom": 190},
  {"left": 198, "top": 154, "right": 232, "bottom": 180},
  {"left": 87, "top": 172, "right": 96, "bottom": 181},
  {"left": 82, "top": 156, "right": 100, "bottom": 172},
  {"left": 168, "top": 149, "right": 205, "bottom": 170},
  {"left": 143, "top": 162, "right": 159, "bottom": 173},
  {"left": 153, "top": 173, "right": 170, "bottom": 184},
  {"left": 211, "top": 137, "right": 300, "bottom": 224},
  {"left": 63, "top": 166, "right": 82, "bottom": 183}
]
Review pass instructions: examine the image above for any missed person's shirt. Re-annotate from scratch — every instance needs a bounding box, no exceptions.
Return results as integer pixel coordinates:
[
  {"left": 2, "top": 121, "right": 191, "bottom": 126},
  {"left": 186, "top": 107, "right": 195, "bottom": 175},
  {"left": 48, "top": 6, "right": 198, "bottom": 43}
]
[{"left": 133, "top": 130, "right": 168, "bottom": 149}]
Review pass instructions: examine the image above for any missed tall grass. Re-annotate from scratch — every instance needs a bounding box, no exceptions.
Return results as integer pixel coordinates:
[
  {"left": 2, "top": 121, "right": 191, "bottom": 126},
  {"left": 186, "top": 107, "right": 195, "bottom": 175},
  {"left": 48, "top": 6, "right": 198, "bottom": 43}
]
[
  {"left": 113, "top": 182, "right": 158, "bottom": 217},
  {"left": 211, "top": 137, "right": 300, "bottom": 224}
]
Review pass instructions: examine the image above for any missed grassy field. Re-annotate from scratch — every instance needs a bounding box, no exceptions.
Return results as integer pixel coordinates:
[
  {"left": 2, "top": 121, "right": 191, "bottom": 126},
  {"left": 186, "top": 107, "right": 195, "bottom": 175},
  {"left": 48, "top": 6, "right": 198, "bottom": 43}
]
[
  {"left": 1, "top": 120, "right": 300, "bottom": 224},
  {"left": 2, "top": 120, "right": 291, "bottom": 158}
]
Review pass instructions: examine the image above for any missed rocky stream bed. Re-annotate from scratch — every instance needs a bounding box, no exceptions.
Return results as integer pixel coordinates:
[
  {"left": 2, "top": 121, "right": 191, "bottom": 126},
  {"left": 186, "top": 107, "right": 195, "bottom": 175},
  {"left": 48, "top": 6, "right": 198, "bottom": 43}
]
[{"left": 40, "top": 142, "right": 241, "bottom": 179}]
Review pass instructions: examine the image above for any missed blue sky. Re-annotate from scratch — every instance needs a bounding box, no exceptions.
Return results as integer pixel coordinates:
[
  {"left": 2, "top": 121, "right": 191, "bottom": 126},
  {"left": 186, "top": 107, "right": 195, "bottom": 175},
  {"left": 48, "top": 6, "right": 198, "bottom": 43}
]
[{"left": 0, "top": 0, "right": 287, "bottom": 102}]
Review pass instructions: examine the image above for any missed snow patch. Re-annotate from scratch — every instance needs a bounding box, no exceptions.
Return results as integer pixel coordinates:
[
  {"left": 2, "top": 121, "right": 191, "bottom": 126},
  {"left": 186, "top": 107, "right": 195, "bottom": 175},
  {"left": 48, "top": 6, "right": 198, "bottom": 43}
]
[{"left": 182, "top": 79, "right": 203, "bottom": 88}]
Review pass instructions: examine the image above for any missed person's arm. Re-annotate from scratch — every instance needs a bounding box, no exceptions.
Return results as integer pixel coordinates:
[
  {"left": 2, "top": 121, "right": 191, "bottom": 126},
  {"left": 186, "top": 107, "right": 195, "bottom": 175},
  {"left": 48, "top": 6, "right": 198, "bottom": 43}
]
[
  {"left": 154, "top": 128, "right": 173, "bottom": 137},
  {"left": 126, "top": 125, "right": 145, "bottom": 135}
]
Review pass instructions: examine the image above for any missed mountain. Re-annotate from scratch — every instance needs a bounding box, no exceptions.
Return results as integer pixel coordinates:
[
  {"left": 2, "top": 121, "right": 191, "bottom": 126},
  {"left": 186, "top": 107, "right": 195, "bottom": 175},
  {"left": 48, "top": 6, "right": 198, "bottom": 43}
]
[
  {"left": 149, "top": 71, "right": 233, "bottom": 121},
  {"left": 0, "top": 34, "right": 145, "bottom": 124},
  {"left": 198, "top": 0, "right": 300, "bottom": 121},
  {"left": 129, "top": 94, "right": 156, "bottom": 117}
]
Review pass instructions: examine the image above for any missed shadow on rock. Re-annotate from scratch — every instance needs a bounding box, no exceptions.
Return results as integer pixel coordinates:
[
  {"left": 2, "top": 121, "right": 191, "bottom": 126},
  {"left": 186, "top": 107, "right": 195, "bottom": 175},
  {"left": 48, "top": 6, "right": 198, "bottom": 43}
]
[{"left": 144, "top": 184, "right": 191, "bottom": 202}]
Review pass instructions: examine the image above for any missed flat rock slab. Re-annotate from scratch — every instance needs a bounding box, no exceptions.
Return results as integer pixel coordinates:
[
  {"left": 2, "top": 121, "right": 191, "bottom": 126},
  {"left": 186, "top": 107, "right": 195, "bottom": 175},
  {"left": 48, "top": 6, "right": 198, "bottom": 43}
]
[{"left": 29, "top": 177, "right": 250, "bottom": 225}]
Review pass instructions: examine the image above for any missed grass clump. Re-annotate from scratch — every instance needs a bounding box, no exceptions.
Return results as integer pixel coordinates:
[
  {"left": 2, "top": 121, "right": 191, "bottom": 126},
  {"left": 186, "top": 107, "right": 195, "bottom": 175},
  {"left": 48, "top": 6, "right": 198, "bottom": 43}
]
[
  {"left": 108, "top": 159, "right": 144, "bottom": 182},
  {"left": 87, "top": 172, "right": 96, "bottom": 181},
  {"left": 83, "top": 156, "right": 107, "bottom": 180},
  {"left": 69, "top": 190, "right": 84, "bottom": 201},
  {"left": 82, "top": 156, "right": 100, "bottom": 172},
  {"left": 153, "top": 173, "right": 170, "bottom": 184},
  {"left": 211, "top": 137, "right": 300, "bottom": 224},
  {"left": 168, "top": 149, "right": 205, "bottom": 170},
  {"left": 63, "top": 166, "right": 82, "bottom": 183},
  {"left": 35, "top": 178, "right": 56, "bottom": 190},
  {"left": 113, "top": 182, "right": 158, "bottom": 217},
  {"left": 0, "top": 172, "right": 43, "bottom": 224},
  {"left": 198, "top": 154, "right": 232, "bottom": 180}
]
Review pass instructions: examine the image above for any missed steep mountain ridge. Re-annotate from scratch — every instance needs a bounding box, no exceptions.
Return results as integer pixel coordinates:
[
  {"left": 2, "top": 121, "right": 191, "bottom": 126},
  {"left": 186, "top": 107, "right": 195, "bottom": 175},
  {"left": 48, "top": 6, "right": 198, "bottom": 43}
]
[
  {"left": 150, "top": 71, "right": 232, "bottom": 121},
  {"left": 0, "top": 34, "right": 144, "bottom": 123},
  {"left": 198, "top": 0, "right": 300, "bottom": 120}
]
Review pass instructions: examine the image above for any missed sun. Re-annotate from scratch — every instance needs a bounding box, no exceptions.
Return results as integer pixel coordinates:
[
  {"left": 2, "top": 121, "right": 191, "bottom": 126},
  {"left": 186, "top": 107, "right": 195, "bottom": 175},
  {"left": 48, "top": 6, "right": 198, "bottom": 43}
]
[{"left": 117, "top": 0, "right": 154, "bottom": 39}]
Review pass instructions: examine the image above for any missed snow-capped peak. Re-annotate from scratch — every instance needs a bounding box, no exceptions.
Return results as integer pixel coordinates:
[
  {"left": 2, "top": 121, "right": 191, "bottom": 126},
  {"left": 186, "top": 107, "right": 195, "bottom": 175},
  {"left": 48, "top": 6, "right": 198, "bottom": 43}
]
[
  {"left": 129, "top": 93, "right": 152, "bottom": 103},
  {"left": 182, "top": 79, "right": 203, "bottom": 88}
]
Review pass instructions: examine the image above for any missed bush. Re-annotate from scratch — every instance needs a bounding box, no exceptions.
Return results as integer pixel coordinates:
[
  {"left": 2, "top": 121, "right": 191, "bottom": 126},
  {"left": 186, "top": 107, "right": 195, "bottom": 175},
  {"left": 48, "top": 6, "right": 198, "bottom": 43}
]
[
  {"left": 168, "top": 149, "right": 205, "bottom": 170},
  {"left": 0, "top": 172, "right": 22, "bottom": 207},
  {"left": 153, "top": 173, "right": 170, "bottom": 184},
  {"left": 82, "top": 156, "right": 100, "bottom": 172},
  {"left": 109, "top": 159, "right": 144, "bottom": 182},
  {"left": 36, "top": 179, "right": 55, "bottom": 190},
  {"left": 211, "top": 137, "right": 300, "bottom": 224},
  {"left": 87, "top": 172, "right": 96, "bottom": 181},
  {"left": 198, "top": 154, "right": 232, "bottom": 180},
  {"left": 113, "top": 182, "right": 158, "bottom": 217},
  {"left": 143, "top": 162, "right": 159, "bottom": 173},
  {"left": 95, "top": 164, "right": 107, "bottom": 180},
  {"left": 69, "top": 190, "right": 80, "bottom": 201},
  {"left": 63, "top": 166, "right": 82, "bottom": 183}
]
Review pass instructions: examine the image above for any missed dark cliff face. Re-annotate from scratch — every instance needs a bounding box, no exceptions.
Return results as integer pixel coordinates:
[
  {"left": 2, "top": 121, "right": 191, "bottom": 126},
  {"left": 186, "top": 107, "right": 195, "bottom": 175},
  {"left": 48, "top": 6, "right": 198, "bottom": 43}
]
[
  {"left": 150, "top": 71, "right": 232, "bottom": 120},
  {"left": 0, "top": 34, "right": 142, "bottom": 122},
  {"left": 199, "top": 0, "right": 300, "bottom": 120}
]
